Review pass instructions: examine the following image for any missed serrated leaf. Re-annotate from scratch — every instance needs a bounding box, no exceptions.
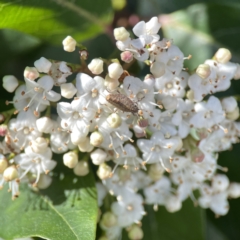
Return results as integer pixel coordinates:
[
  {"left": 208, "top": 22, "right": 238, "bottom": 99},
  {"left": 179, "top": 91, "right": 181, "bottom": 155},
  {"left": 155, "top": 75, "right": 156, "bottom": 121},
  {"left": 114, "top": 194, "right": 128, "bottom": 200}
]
[
  {"left": 0, "top": 169, "right": 98, "bottom": 240},
  {"left": 0, "top": 0, "right": 113, "bottom": 44}
]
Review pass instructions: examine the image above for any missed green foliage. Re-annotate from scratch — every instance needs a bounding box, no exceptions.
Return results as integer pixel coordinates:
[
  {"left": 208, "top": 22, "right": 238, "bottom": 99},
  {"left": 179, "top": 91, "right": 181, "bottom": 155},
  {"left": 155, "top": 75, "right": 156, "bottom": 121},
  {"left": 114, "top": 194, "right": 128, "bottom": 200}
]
[{"left": 0, "top": 168, "right": 98, "bottom": 240}]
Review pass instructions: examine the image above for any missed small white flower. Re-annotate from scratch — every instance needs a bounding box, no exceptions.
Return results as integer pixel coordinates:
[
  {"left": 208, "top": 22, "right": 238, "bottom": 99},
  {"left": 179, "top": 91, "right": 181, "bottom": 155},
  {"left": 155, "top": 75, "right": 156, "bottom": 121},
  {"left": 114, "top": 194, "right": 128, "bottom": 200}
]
[{"left": 34, "top": 57, "right": 52, "bottom": 73}]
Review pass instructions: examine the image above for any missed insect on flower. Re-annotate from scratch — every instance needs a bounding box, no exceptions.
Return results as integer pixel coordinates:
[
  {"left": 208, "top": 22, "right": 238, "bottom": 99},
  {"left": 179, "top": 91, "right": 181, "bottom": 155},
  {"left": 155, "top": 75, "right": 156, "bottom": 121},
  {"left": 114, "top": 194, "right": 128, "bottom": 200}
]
[{"left": 106, "top": 93, "right": 139, "bottom": 115}]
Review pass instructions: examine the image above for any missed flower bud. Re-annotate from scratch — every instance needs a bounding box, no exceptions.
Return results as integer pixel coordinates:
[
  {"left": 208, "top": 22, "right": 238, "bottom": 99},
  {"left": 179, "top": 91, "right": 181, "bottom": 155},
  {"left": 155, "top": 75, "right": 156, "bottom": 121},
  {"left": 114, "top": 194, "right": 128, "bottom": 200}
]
[
  {"left": 63, "top": 151, "right": 78, "bottom": 168},
  {"left": 23, "top": 67, "right": 40, "bottom": 81},
  {"left": 90, "top": 131, "right": 104, "bottom": 146},
  {"left": 148, "top": 163, "right": 164, "bottom": 181},
  {"left": 107, "top": 113, "right": 122, "bottom": 128},
  {"left": 3, "top": 166, "right": 18, "bottom": 182},
  {"left": 121, "top": 51, "right": 133, "bottom": 63},
  {"left": 80, "top": 50, "right": 88, "bottom": 60},
  {"left": 88, "top": 58, "right": 104, "bottom": 75},
  {"left": 60, "top": 83, "right": 77, "bottom": 99},
  {"left": 100, "top": 211, "right": 117, "bottom": 228},
  {"left": 214, "top": 48, "right": 232, "bottom": 63},
  {"left": 104, "top": 74, "right": 119, "bottom": 91},
  {"left": 113, "top": 27, "right": 130, "bottom": 41},
  {"left": 212, "top": 174, "right": 229, "bottom": 192},
  {"left": 228, "top": 183, "right": 240, "bottom": 198},
  {"left": 78, "top": 137, "right": 94, "bottom": 152},
  {"left": 186, "top": 90, "right": 195, "bottom": 101},
  {"left": 31, "top": 137, "right": 48, "bottom": 153},
  {"left": 73, "top": 161, "right": 89, "bottom": 176},
  {"left": 37, "top": 174, "right": 52, "bottom": 189},
  {"left": 226, "top": 107, "right": 239, "bottom": 121},
  {"left": 2, "top": 75, "right": 19, "bottom": 92},
  {"left": 222, "top": 97, "right": 237, "bottom": 113},
  {"left": 97, "top": 163, "right": 112, "bottom": 179},
  {"left": 150, "top": 62, "right": 165, "bottom": 78},
  {"left": 71, "top": 134, "right": 87, "bottom": 146},
  {"left": 196, "top": 64, "right": 211, "bottom": 79},
  {"left": 62, "top": 35, "right": 77, "bottom": 52},
  {"left": 36, "top": 117, "right": 54, "bottom": 133},
  {"left": 0, "top": 124, "right": 8, "bottom": 137},
  {"left": 0, "top": 157, "right": 8, "bottom": 174},
  {"left": 90, "top": 149, "right": 107, "bottom": 165},
  {"left": 108, "top": 63, "right": 123, "bottom": 79},
  {"left": 128, "top": 225, "right": 144, "bottom": 240},
  {"left": 34, "top": 57, "right": 52, "bottom": 73},
  {"left": 165, "top": 195, "right": 182, "bottom": 212}
]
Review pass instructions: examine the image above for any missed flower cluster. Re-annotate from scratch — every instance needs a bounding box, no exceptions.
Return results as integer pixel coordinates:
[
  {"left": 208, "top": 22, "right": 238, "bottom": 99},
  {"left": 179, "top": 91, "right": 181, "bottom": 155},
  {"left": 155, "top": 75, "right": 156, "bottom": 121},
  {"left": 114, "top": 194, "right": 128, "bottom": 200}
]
[{"left": 1, "top": 16, "right": 240, "bottom": 240}]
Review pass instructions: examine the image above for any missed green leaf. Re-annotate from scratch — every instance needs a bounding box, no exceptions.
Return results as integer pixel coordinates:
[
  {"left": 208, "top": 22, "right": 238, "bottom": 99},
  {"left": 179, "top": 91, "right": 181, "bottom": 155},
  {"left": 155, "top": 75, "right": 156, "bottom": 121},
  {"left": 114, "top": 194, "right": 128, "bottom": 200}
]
[
  {"left": 140, "top": 199, "right": 205, "bottom": 240},
  {"left": 0, "top": 0, "right": 113, "bottom": 44},
  {"left": 0, "top": 169, "right": 98, "bottom": 240},
  {"left": 161, "top": 3, "right": 240, "bottom": 70}
]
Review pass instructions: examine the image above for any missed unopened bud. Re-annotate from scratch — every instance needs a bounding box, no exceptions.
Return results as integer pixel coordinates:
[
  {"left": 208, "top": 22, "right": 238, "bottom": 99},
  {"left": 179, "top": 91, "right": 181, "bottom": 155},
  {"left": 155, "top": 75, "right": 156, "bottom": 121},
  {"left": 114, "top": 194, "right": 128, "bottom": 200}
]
[
  {"left": 196, "top": 64, "right": 211, "bottom": 79},
  {"left": 100, "top": 211, "right": 117, "bottom": 228},
  {"left": 36, "top": 117, "right": 54, "bottom": 133},
  {"left": 80, "top": 50, "right": 88, "bottom": 60},
  {"left": 121, "top": 51, "right": 133, "bottom": 63},
  {"left": 3, "top": 75, "right": 19, "bottom": 92},
  {"left": 228, "top": 183, "right": 240, "bottom": 198},
  {"left": 107, "top": 113, "right": 122, "bottom": 128},
  {"left": 60, "top": 83, "right": 77, "bottom": 99},
  {"left": 0, "top": 157, "right": 8, "bottom": 174},
  {"left": 128, "top": 225, "right": 144, "bottom": 240},
  {"left": 31, "top": 137, "right": 48, "bottom": 153},
  {"left": 150, "top": 62, "right": 165, "bottom": 78},
  {"left": 63, "top": 151, "right": 78, "bottom": 168},
  {"left": 186, "top": 90, "right": 195, "bottom": 101},
  {"left": 90, "top": 131, "right": 104, "bottom": 146},
  {"left": 97, "top": 163, "right": 112, "bottom": 180},
  {"left": 0, "top": 124, "right": 7, "bottom": 137},
  {"left": 226, "top": 107, "right": 239, "bottom": 121},
  {"left": 108, "top": 63, "right": 123, "bottom": 79},
  {"left": 62, "top": 36, "right": 77, "bottom": 52},
  {"left": 90, "top": 149, "right": 107, "bottom": 165},
  {"left": 37, "top": 174, "right": 52, "bottom": 189},
  {"left": 148, "top": 163, "right": 164, "bottom": 181},
  {"left": 113, "top": 27, "right": 130, "bottom": 41},
  {"left": 88, "top": 58, "right": 104, "bottom": 75},
  {"left": 73, "top": 161, "right": 89, "bottom": 176},
  {"left": 78, "top": 137, "right": 94, "bottom": 152},
  {"left": 165, "top": 195, "right": 182, "bottom": 212},
  {"left": 214, "top": 48, "right": 232, "bottom": 63},
  {"left": 34, "top": 57, "right": 52, "bottom": 73},
  {"left": 3, "top": 166, "right": 18, "bottom": 182}
]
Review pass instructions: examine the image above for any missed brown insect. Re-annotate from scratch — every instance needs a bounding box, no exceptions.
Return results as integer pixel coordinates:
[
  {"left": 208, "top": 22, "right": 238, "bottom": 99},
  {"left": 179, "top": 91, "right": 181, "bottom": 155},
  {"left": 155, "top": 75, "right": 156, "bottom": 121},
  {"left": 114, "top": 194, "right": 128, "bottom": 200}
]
[{"left": 106, "top": 93, "right": 139, "bottom": 114}]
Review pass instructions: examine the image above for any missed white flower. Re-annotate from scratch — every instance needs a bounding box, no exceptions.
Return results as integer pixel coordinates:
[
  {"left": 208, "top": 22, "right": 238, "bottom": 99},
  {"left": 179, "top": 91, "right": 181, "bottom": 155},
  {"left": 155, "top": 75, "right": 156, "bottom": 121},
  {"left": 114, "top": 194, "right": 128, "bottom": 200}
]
[
  {"left": 133, "top": 16, "right": 161, "bottom": 44},
  {"left": 14, "top": 146, "right": 56, "bottom": 185},
  {"left": 111, "top": 191, "right": 145, "bottom": 227},
  {"left": 189, "top": 96, "right": 225, "bottom": 129},
  {"left": 76, "top": 73, "right": 106, "bottom": 111},
  {"left": 137, "top": 131, "right": 181, "bottom": 171}
]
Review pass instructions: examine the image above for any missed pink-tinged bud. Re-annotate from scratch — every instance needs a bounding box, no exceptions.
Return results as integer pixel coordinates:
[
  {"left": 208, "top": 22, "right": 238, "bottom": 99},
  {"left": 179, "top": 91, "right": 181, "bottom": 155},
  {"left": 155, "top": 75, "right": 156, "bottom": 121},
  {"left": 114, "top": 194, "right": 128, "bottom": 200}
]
[
  {"left": 121, "top": 51, "right": 133, "bottom": 63},
  {"left": 0, "top": 124, "right": 7, "bottom": 137},
  {"left": 192, "top": 149, "right": 205, "bottom": 163}
]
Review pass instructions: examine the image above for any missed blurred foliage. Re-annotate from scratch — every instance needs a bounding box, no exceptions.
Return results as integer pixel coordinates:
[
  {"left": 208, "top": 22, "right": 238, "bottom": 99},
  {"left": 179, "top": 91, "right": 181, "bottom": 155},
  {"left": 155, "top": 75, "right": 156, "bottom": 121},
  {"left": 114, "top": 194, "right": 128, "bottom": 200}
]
[{"left": 1, "top": 0, "right": 240, "bottom": 239}]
